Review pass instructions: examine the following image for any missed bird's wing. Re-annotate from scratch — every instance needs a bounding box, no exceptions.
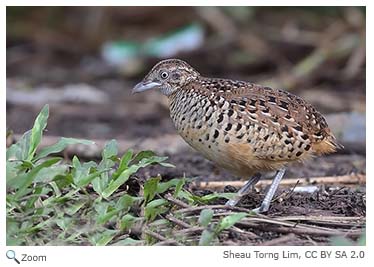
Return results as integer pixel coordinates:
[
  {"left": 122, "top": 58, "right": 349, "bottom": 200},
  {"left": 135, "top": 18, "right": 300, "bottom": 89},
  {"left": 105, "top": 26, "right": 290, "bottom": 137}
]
[{"left": 198, "top": 77, "right": 339, "bottom": 158}]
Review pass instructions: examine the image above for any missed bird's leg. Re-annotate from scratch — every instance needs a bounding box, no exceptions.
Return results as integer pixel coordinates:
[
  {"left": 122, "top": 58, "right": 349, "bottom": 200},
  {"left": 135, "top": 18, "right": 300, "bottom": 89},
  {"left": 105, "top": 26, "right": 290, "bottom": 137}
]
[
  {"left": 252, "top": 168, "right": 286, "bottom": 213},
  {"left": 225, "top": 173, "right": 262, "bottom": 206}
]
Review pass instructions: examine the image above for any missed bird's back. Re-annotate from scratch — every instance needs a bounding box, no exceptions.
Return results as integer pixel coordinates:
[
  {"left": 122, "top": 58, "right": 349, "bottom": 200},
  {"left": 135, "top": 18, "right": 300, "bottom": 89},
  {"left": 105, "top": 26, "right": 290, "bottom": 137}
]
[{"left": 168, "top": 77, "right": 339, "bottom": 176}]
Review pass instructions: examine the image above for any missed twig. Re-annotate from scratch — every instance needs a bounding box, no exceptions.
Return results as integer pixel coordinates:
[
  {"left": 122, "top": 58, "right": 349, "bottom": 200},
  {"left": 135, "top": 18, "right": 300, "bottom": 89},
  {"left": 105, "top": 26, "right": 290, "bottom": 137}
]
[
  {"left": 143, "top": 229, "right": 181, "bottom": 245},
  {"left": 176, "top": 205, "right": 250, "bottom": 215},
  {"left": 230, "top": 226, "right": 259, "bottom": 239},
  {"left": 164, "top": 193, "right": 190, "bottom": 208},
  {"left": 192, "top": 174, "right": 366, "bottom": 190},
  {"left": 260, "top": 233, "right": 296, "bottom": 246},
  {"left": 154, "top": 240, "right": 182, "bottom": 246},
  {"left": 175, "top": 226, "right": 205, "bottom": 236},
  {"left": 165, "top": 214, "right": 192, "bottom": 228},
  {"left": 237, "top": 218, "right": 364, "bottom": 237}
]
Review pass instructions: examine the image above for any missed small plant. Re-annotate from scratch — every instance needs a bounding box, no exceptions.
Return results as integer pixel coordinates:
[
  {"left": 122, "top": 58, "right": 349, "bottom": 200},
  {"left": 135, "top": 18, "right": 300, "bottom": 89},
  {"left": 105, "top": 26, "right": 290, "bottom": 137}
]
[{"left": 6, "top": 105, "right": 249, "bottom": 246}]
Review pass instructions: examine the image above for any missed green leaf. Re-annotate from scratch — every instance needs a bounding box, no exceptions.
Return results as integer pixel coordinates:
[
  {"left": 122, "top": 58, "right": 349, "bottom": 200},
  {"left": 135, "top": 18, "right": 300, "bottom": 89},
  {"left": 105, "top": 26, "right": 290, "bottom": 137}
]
[
  {"left": 174, "top": 178, "right": 185, "bottom": 197},
  {"left": 217, "top": 212, "right": 247, "bottom": 232},
  {"left": 157, "top": 178, "right": 182, "bottom": 194},
  {"left": 6, "top": 130, "right": 32, "bottom": 161},
  {"left": 94, "top": 230, "right": 117, "bottom": 246},
  {"left": 199, "top": 227, "right": 216, "bottom": 246},
  {"left": 72, "top": 156, "right": 103, "bottom": 187},
  {"left": 112, "top": 150, "right": 133, "bottom": 180},
  {"left": 102, "top": 156, "right": 169, "bottom": 199},
  {"left": 184, "top": 192, "right": 236, "bottom": 204},
  {"left": 27, "top": 104, "right": 49, "bottom": 161},
  {"left": 144, "top": 199, "right": 169, "bottom": 221},
  {"left": 357, "top": 232, "right": 366, "bottom": 246},
  {"left": 120, "top": 214, "right": 139, "bottom": 231},
  {"left": 76, "top": 169, "right": 107, "bottom": 188},
  {"left": 111, "top": 238, "right": 143, "bottom": 246},
  {"left": 97, "top": 208, "right": 118, "bottom": 225},
  {"left": 130, "top": 150, "right": 156, "bottom": 164},
  {"left": 144, "top": 177, "right": 161, "bottom": 203},
  {"left": 198, "top": 209, "right": 214, "bottom": 227},
  {"left": 34, "top": 137, "right": 95, "bottom": 161},
  {"left": 9, "top": 157, "right": 61, "bottom": 199},
  {"left": 115, "top": 194, "right": 141, "bottom": 212},
  {"left": 65, "top": 201, "right": 86, "bottom": 216},
  {"left": 201, "top": 192, "right": 236, "bottom": 202},
  {"left": 55, "top": 217, "right": 73, "bottom": 232},
  {"left": 33, "top": 164, "right": 68, "bottom": 183},
  {"left": 102, "top": 139, "right": 118, "bottom": 159}
]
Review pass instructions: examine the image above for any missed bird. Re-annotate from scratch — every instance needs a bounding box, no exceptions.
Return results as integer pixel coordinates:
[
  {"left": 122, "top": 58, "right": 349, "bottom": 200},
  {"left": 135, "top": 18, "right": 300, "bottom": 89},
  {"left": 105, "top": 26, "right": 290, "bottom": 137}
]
[{"left": 132, "top": 59, "right": 341, "bottom": 213}]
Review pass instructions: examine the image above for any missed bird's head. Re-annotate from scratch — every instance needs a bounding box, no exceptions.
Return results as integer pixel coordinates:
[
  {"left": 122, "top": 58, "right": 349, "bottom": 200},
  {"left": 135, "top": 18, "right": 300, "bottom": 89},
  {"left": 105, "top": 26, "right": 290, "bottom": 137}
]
[{"left": 132, "top": 59, "right": 200, "bottom": 96}]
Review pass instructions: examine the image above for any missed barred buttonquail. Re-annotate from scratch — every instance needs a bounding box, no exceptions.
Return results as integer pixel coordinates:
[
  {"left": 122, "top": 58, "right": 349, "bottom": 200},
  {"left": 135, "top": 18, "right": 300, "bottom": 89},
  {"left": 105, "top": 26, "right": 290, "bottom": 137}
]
[{"left": 133, "top": 59, "right": 340, "bottom": 213}]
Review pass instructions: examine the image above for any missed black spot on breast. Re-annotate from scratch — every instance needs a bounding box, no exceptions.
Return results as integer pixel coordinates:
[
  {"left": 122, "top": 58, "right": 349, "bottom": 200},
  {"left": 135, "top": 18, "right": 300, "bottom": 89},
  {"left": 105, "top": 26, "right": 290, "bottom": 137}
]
[
  {"left": 205, "top": 133, "right": 210, "bottom": 141},
  {"left": 268, "top": 96, "right": 276, "bottom": 103},
  {"left": 199, "top": 138, "right": 202, "bottom": 142},
  {"left": 247, "top": 138, "right": 251, "bottom": 143},
  {"left": 225, "top": 123, "right": 232, "bottom": 131},
  {"left": 284, "top": 139, "right": 291, "bottom": 145},
  {"left": 262, "top": 107, "right": 270, "bottom": 113},
  {"left": 305, "top": 144, "right": 311, "bottom": 151},
  {"left": 225, "top": 136, "right": 230, "bottom": 143},
  {"left": 217, "top": 114, "right": 224, "bottom": 123},
  {"left": 259, "top": 99, "right": 266, "bottom": 107},
  {"left": 301, "top": 134, "right": 309, "bottom": 140},
  {"left": 239, "top": 100, "right": 246, "bottom": 106},
  {"left": 228, "top": 109, "right": 234, "bottom": 117},
  {"left": 279, "top": 100, "right": 289, "bottom": 110},
  {"left": 249, "top": 99, "right": 256, "bottom": 107},
  {"left": 296, "top": 151, "right": 303, "bottom": 157},
  {"left": 281, "top": 125, "right": 289, "bottom": 133},
  {"left": 236, "top": 133, "right": 244, "bottom": 139},
  {"left": 294, "top": 125, "right": 303, "bottom": 132},
  {"left": 264, "top": 134, "right": 269, "bottom": 141},
  {"left": 298, "top": 142, "right": 303, "bottom": 148},
  {"left": 236, "top": 124, "right": 242, "bottom": 131},
  {"left": 205, "top": 113, "right": 213, "bottom": 121},
  {"left": 230, "top": 99, "right": 237, "bottom": 104},
  {"left": 213, "top": 130, "right": 219, "bottom": 139}
]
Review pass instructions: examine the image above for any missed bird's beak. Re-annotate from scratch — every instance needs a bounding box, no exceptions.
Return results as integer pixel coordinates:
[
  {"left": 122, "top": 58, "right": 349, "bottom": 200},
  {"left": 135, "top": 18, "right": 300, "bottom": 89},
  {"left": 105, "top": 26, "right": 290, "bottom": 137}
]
[{"left": 132, "top": 81, "right": 161, "bottom": 94}]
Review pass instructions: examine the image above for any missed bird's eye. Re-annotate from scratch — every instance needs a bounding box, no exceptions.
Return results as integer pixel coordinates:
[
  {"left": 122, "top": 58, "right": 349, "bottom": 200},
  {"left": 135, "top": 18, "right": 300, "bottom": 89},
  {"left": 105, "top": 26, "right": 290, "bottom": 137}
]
[{"left": 160, "top": 71, "right": 169, "bottom": 79}]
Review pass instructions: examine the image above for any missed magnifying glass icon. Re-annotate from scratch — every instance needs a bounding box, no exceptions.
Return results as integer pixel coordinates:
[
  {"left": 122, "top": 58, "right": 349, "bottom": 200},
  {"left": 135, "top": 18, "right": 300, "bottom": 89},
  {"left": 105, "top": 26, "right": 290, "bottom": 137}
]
[{"left": 6, "top": 250, "right": 20, "bottom": 264}]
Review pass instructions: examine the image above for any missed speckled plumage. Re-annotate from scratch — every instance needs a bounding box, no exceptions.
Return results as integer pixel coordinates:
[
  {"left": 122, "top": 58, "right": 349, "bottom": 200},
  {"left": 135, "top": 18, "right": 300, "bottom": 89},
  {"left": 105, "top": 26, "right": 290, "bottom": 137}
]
[{"left": 133, "top": 58, "right": 340, "bottom": 211}]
